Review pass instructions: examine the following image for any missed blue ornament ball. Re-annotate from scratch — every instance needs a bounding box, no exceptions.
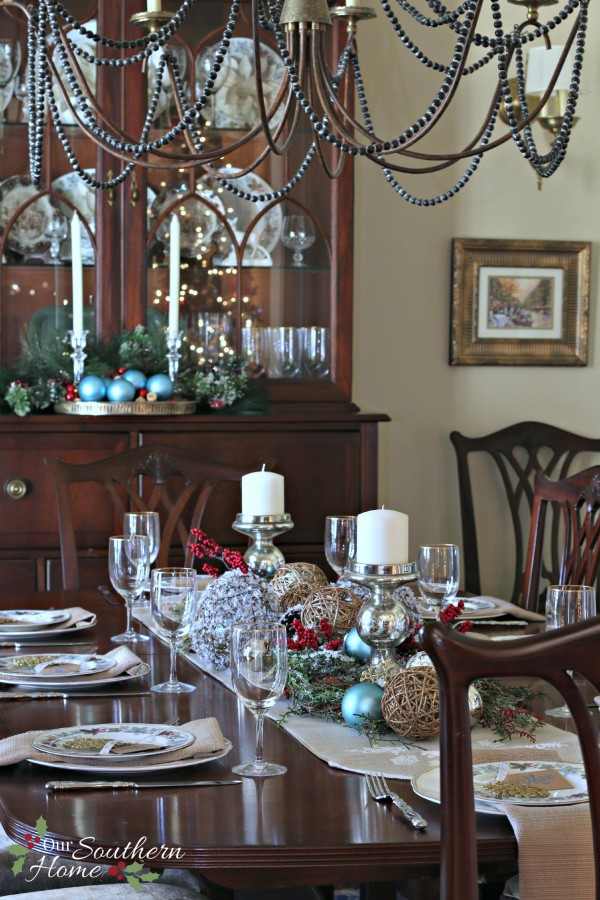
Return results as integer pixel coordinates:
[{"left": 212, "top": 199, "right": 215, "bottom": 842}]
[
  {"left": 146, "top": 373, "right": 174, "bottom": 401},
  {"left": 341, "top": 682, "right": 384, "bottom": 726},
  {"left": 121, "top": 369, "right": 147, "bottom": 390},
  {"left": 344, "top": 628, "right": 371, "bottom": 663},
  {"left": 77, "top": 375, "right": 106, "bottom": 403},
  {"left": 106, "top": 378, "right": 136, "bottom": 403}
]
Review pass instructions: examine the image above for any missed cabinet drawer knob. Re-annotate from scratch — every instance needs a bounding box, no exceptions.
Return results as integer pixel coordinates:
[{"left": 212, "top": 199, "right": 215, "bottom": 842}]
[{"left": 4, "top": 478, "right": 28, "bottom": 500}]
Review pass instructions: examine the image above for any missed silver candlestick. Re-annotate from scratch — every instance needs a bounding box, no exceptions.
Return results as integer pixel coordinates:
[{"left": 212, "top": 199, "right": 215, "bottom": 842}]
[
  {"left": 166, "top": 330, "right": 183, "bottom": 382},
  {"left": 232, "top": 513, "right": 294, "bottom": 579},
  {"left": 347, "top": 559, "right": 417, "bottom": 674},
  {"left": 68, "top": 330, "right": 88, "bottom": 385}
]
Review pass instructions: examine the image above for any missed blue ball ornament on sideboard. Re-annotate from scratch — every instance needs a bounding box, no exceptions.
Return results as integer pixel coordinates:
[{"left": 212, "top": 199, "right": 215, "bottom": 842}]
[
  {"left": 344, "top": 627, "right": 371, "bottom": 663},
  {"left": 121, "top": 369, "right": 147, "bottom": 391},
  {"left": 77, "top": 375, "right": 107, "bottom": 403},
  {"left": 341, "top": 682, "right": 384, "bottom": 726},
  {"left": 145, "top": 373, "right": 174, "bottom": 401},
  {"left": 106, "top": 378, "right": 136, "bottom": 403}
]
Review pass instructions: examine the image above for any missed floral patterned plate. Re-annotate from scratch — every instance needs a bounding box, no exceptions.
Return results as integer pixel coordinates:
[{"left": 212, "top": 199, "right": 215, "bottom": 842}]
[
  {"left": 0, "top": 662, "right": 149, "bottom": 690},
  {"left": 0, "top": 176, "right": 64, "bottom": 258},
  {"left": 32, "top": 722, "right": 195, "bottom": 759},
  {"left": 0, "top": 610, "right": 70, "bottom": 632},
  {"left": 0, "top": 652, "right": 114, "bottom": 679},
  {"left": 29, "top": 738, "right": 233, "bottom": 773}
]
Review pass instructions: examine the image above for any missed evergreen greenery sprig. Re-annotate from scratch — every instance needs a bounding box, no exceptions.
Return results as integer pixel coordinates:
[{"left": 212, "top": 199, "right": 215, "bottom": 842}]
[{"left": 473, "top": 678, "right": 544, "bottom": 742}]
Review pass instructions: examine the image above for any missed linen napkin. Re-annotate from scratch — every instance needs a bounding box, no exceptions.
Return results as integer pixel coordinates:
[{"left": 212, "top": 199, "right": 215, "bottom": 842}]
[
  {"left": 52, "top": 607, "right": 97, "bottom": 630},
  {"left": 472, "top": 747, "right": 594, "bottom": 900},
  {"left": 0, "top": 718, "right": 226, "bottom": 768},
  {"left": 0, "top": 646, "right": 145, "bottom": 682}
]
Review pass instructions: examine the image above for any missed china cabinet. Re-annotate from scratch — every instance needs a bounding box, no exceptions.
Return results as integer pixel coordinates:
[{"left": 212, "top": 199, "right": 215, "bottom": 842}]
[{"left": 0, "top": 0, "right": 388, "bottom": 590}]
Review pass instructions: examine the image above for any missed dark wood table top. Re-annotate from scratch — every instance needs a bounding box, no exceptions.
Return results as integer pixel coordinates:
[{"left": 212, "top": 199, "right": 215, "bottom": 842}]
[{"left": 0, "top": 590, "right": 518, "bottom": 892}]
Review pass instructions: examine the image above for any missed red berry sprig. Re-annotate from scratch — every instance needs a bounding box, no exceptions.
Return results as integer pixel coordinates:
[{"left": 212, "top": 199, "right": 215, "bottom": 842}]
[{"left": 188, "top": 528, "right": 248, "bottom": 577}]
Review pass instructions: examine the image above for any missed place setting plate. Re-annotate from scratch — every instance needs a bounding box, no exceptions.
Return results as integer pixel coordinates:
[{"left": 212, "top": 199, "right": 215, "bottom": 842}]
[
  {"left": 419, "top": 596, "right": 505, "bottom": 620},
  {"left": 29, "top": 737, "right": 234, "bottom": 774},
  {"left": 0, "top": 662, "right": 150, "bottom": 690},
  {"left": 31, "top": 723, "right": 195, "bottom": 760},
  {"left": 0, "top": 653, "right": 115, "bottom": 680},
  {"left": 0, "top": 616, "right": 97, "bottom": 640},
  {"left": 412, "top": 760, "right": 588, "bottom": 817},
  {"left": 0, "top": 610, "right": 71, "bottom": 633}
]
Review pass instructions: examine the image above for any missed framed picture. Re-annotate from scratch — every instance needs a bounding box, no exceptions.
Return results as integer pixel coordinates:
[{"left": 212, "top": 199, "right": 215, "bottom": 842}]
[{"left": 450, "top": 239, "right": 591, "bottom": 366}]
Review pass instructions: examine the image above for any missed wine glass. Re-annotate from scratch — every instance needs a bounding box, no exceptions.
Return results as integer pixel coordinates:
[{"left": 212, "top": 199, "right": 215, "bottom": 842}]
[
  {"left": 230, "top": 623, "right": 288, "bottom": 778},
  {"left": 417, "top": 544, "right": 460, "bottom": 612},
  {"left": 44, "top": 211, "right": 68, "bottom": 264},
  {"left": 280, "top": 215, "right": 315, "bottom": 267},
  {"left": 124, "top": 511, "right": 161, "bottom": 604},
  {"left": 324, "top": 515, "right": 356, "bottom": 577},
  {"left": 545, "top": 584, "right": 597, "bottom": 717},
  {"left": 108, "top": 534, "right": 150, "bottom": 644},
  {"left": 151, "top": 567, "right": 198, "bottom": 693},
  {"left": 303, "top": 326, "right": 329, "bottom": 378}
]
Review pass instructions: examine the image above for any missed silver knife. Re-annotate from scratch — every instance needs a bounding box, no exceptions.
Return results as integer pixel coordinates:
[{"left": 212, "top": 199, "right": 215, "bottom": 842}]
[
  {"left": 46, "top": 779, "right": 242, "bottom": 791},
  {"left": 0, "top": 691, "right": 151, "bottom": 700}
]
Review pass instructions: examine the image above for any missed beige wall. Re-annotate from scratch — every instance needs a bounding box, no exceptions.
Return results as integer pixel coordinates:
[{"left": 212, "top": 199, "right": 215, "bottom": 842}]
[{"left": 352, "top": 13, "right": 600, "bottom": 599}]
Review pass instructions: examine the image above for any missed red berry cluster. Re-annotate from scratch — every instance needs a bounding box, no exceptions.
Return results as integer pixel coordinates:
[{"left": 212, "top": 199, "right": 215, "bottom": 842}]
[
  {"left": 188, "top": 528, "right": 248, "bottom": 577},
  {"left": 438, "top": 599, "right": 473, "bottom": 633},
  {"left": 287, "top": 617, "right": 343, "bottom": 652},
  {"left": 109, "top": 860, "right": 127, "bottom": 880},
  {"left": 64, "top": 382, "right": 78, "bottom": 402},
  {"left": 24, "top": 833, "right": 40, "bottom": 850}
]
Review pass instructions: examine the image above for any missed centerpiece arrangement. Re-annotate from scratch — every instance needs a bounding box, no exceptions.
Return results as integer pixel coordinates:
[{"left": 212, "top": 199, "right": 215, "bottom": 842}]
[
  {"left": 186, "top": 530, "right": 543, "bottom": 746},
  {"left": 0, "top": 324, "right": 266, "bottom": 417}
]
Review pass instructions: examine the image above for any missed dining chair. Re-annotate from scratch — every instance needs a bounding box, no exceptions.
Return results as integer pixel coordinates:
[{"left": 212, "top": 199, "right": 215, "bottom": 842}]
[
  {"left": 46, "top": 445, "right": 270, "bottom": 590},
  {"left": 421, "top": 618, "right": 600, "bottom": 900},
  {"left": 521, "top": 465, "right": 600, "bottom": 613},
  {"left": 450, "top": 421, "right": 600, "bottom": 605}
]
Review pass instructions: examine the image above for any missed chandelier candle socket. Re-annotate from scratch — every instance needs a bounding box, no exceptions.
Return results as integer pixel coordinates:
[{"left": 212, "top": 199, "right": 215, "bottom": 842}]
[
  {"left": 355, "top": 508, "right": 409, "bottom": 565},
  {"left": 70, "top": 212, "right": 84, "bottom": 338},
  {"left": 241, "top": 468, "right": 285, "bottom": 517}
]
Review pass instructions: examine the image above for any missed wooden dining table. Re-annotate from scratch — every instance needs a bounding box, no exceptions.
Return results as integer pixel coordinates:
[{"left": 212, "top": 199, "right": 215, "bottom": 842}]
[{"left": 0, "top": 589, "right": 523, "bottom": 899}]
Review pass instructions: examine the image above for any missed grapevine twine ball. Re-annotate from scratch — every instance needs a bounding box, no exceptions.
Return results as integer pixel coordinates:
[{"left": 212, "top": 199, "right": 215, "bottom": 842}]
[
  {"left": 300, "top": 586, "right": 362, "bottom": 635},
  {"left": 382, "top": 667, "right": 440, "bottom": 740},
  {"left": 341, "top": 682, "right": 385, "bottom": 726},
  {"left": 271, "top": 563, "right": 329, "bottom": 597}
]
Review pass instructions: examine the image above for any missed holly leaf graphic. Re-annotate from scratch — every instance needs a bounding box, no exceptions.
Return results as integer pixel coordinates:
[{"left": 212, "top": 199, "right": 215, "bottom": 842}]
[
  {"left": 11, "top": 857, "right": 26, "bottom": 875},
  {"left": 126, "top": 861, "right": 144, "bottom": 873},
  {"left": 7, "top": 844, "right": 28, "bottom": 857},
  {"left": 125, "top": 875, "right": 142, "bottom": 891},
  {"left": 36, "top": 816, "right": 48, "bottom": 838},
  {"left": 139, "top": 872, "right": 160, "bottom": 882}
]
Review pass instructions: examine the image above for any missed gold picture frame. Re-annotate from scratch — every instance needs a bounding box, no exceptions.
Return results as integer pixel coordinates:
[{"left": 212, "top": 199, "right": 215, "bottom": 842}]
[{"left": 450, "top": 238, "right": 591, "bottom": 366}]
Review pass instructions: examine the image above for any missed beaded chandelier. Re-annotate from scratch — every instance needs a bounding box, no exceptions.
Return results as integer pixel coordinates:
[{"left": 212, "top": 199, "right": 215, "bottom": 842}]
[{"left": 16, "top": 0, "right": 589, "bottom": 206}]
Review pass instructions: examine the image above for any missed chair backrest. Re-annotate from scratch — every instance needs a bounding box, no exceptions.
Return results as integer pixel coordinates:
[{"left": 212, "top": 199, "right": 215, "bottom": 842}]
[
  {"left": 46, "top": 445, "right": 269, "bottom": 590},
  {"left": 421, "top": 619, "right": 600, "bottom": 900},
  {"left": 521, "top": 466, "right": 600, "bottom": 612},
  {"left": 450, "top": 421, "right": 600, "bottom": 605}
]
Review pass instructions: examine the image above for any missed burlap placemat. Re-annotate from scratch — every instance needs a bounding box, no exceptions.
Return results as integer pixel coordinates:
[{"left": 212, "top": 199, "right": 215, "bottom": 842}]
[{"left": 0, "top": 718, "right": 226, "bottom": 768}]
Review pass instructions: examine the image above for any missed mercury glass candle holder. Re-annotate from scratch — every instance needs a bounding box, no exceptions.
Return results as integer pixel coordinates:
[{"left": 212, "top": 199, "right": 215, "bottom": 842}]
[
  {"left": 232, "top": 513, "right": 294, "bottom": 579},
  {"left": 347, "top": 559, "right": 417, "bottom": 674},
  {"left": 68, "top": 329, "right": 88, "bottom": 385}
]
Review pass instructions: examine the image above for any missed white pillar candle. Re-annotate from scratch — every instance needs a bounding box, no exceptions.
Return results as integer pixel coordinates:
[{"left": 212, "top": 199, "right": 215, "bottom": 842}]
[
  {"left": 147, "top": 0, "right": 162, "bottom": 12},
  {"left": 71, "top": 212, "right": 84, "bottom": 337},
  {"left": 168, "top": 214, "right": 180, "bottom": 338},
  {"left": 242, "top": 468, "right": 285, "bottom": 516},
  {"left": 355, "top": 508, "right": 409, "bottom": 565}
]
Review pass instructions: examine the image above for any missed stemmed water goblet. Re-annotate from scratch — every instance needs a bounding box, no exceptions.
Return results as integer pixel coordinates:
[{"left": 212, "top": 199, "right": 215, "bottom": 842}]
[
  {"left": 124, "top": 511, "right": 161, "bottom": 604},
  {"left": 151, "top": 567, "right": 198, "bottom": 693},
  {"left": 230, "top": 623, "right": 288, "bottom": 777},
  {"left": 44, "top": 211, "right": 68, "bottom": 264},
  {"left": 545, "top": 584, "right": 597, "bottom": 717},
  {"left": 324, "top": 515, "right": 356, "bottom": 577},
  {"left": 0, "top": 40, "right": 21, "bottom": 122},
  {"left": 417, "top": 544, "right": 460, "bottom": 613},
  {"left": 280, "top": 215, "right": 315, "bottom": 267},
  {"left": 108, "top": 534, "right": 150, "bottom": 643}
]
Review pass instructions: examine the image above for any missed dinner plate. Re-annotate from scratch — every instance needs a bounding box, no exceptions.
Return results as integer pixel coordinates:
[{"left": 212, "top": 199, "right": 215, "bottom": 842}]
[
  {"left": 203, "top": 167, "right": 283, "bottom": 264},
  {"left": 0, "top": 610, "right": 70, "bottom": 632},
  {"left": 412, "top": 761, "right": 588, "bottom": 816},
  {"left": 29, "top": 737, "right": 233, "bottom": 774},
  {"left": 32, "top": 723, "right": 195, "bottom": 760},
  {"left": 419, "top": 596, "right": 505, "bottom": 620},
  {"left": 0, "top": 615, "right": 97, "bottom": 640},
  {"left": 195, "top": 38, "right": 284, "bottom": 130},
  {"left": 0, "top": 653, "right": 114, "bottom": 679},
  {"left": 0, "top": 176, "right": 64, "bottom": 258},
  {"left": 0, "top": 661, "right": 149, "bottom": 690}
]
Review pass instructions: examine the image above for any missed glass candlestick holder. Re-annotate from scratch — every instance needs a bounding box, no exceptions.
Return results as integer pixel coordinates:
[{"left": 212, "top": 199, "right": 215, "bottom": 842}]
[
  {"left": 347, "top": 559, "right": 417, "bottom": 675},
  {"left": 68, "top": 330, "right": 88, "bottom": 385},
  {"left": 166, "top": 330, "right": 183, "bottom": 382},
  {"left": 232, "top": 513, "right": 294, "bottom": 579}
]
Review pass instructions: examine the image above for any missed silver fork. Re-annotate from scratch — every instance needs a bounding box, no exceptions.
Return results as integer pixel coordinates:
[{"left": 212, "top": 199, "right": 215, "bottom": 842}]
[
  {"left": 161, "top": 716, "right": 180, "bottom": 727},
  {"left": 365, "top": 772, "right": 427, "bottom": 829}
]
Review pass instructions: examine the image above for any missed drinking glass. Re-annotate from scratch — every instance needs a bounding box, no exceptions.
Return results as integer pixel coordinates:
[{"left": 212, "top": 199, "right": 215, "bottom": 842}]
[
  {"left": 280, "top": 215, "right": 315, "bottom": 267},
  {"left": 151, "top": 567, "right": 198, "bottom": 693},
  {"left": 417, "top": 544, "right": 460, "bottom": 612},
  {"left": 325, "top": 515, "right": 356, "bottom": 576},
  {"left": 230, "top": 623, "right": 288, "bottom": 777},
  {"left": 270, "top": 326, "right": 302, "bottom": 378},
  {"left": 108, "top": 534, "right": 150, "bottom": 643},
  {"left": 303, "top": 326, "right": 330, "bottom": 378},
  {"left": 124, "top": 511, "right": 161, "bottom": 603},
  {"left": 242, "top": 325, "right": 270, "bottom": 378},
  {"left": 0, "top": 40, "right": 20, "bottom": 121},
  {"left": 545, "top": 584, "right": 597, "bottom": 717}
]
